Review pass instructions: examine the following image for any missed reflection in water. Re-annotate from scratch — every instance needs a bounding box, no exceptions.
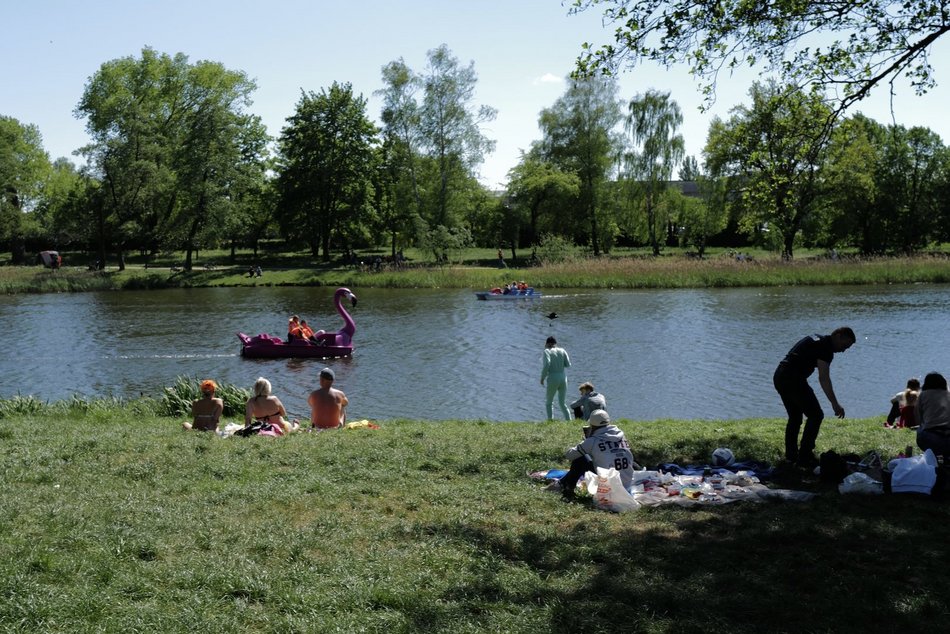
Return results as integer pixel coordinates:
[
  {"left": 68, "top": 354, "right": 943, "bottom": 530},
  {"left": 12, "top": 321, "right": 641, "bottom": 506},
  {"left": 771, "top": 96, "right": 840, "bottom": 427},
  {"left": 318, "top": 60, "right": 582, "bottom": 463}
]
[{"left": 2, "top": 285, "right": 950, "bottom": 422}]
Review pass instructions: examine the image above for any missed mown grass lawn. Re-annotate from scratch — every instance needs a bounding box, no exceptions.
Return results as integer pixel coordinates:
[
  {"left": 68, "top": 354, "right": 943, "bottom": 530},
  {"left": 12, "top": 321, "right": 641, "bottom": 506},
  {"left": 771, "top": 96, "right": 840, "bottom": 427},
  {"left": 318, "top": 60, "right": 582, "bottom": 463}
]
[{"left": 1, "top": 404, "right": 947, "bottom": 633}]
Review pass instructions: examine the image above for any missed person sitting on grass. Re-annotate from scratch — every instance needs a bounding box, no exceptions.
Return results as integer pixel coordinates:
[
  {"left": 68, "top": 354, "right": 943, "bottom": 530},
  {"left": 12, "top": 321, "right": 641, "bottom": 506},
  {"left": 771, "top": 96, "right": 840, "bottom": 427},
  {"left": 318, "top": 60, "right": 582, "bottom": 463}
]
[
  {"left": 244, "top": 377, "right": 296, "bottom": 434},
  {"left": 570, "top": 382, "right": 607, "bottom": 421},
  {"left": 182, "top": 379, "right": 224, "bottom": 432},
  {"left": 915, "top": 372, "right": 950, "bottom": 457},
  {"left": 886, "top": 377, "right": 920, "bottom": 428},
  {"left": 545, "top": 409, "right": 639, "bottom": 499},
  {"left": 308, "top": 367, "right": 348, "bottom": 430}
]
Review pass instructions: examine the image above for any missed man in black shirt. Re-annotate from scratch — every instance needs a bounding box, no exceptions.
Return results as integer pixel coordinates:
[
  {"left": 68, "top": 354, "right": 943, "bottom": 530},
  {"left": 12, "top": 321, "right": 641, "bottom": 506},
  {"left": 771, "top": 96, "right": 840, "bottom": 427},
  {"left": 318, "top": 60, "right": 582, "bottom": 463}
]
[{"left": 773, "top": 327, "right": 856, "bottom": 469}]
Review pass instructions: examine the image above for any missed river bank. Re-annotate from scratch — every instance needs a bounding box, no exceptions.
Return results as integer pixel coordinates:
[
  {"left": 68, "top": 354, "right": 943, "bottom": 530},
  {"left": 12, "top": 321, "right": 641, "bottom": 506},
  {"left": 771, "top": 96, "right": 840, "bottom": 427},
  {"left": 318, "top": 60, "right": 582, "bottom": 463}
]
[
  {"left": 3, "top": 252, "right": 950, "bottom": 294},
  {"left": 0, "top": 395, "right": 943, "bottom": 632}
]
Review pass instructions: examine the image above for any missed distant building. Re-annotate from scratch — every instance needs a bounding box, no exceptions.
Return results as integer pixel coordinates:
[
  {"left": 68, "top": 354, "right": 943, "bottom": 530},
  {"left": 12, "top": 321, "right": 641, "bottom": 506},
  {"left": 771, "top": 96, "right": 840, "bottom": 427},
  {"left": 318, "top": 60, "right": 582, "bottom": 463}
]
[{"left": 669, "top": 180, "right": 700, "bottom": 198}]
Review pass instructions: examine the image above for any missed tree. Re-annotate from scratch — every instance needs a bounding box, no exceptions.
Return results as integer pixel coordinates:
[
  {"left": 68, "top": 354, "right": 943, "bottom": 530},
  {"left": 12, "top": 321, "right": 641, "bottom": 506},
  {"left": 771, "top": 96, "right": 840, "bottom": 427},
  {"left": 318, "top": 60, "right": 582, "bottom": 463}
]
[
  {"left": 704, "top": 82, "right": 831, "bottom": 258},
  {"left": 276, "top": 82, "right": 378, "bottom": 261},
  {"left": 875, "top": 125, "right": 946, "bottom": 253},
  {"left": 506, "top": 150, "right": 580, "bottom": 248},
  {"left": 76, "top": 48, "right": 266, "bottom": 269},
  {"left": 170, "top": 62, "right": 265, "bottom": 270},
  {"left": 76, "top": 49, "right": 184, "bottom": 268},
  {"left": 418, "top": 45, "right": 497, "bottom": 229},
  {"left": 623, "top": 90, "right": 685, "bottom": 255},
  {"left": 371, "top": 138, "right": 418, "bottom": 258},
  {"left": 675, "top": 175, "right": 729, "bottom": 256},
  {"left": 572, "top": 0, "right": 950, "bottom": 120},
  {"left": 0, "top": 116, "right": 52, "bottom": 263},
  {"left": 679, "top": 155, "right": 700, "bottom": 181},
  {"left": 375, "top": 59, "right": 424, "bottom": 218},
  {"left": 820, "top": 115, "right": 885, "bottom": 253},
  {"left": 33, "top": 157, "right": 84, "bottom": 248},
  {"left": 538, "top": 76, "right": 623, "bottom": 255}
]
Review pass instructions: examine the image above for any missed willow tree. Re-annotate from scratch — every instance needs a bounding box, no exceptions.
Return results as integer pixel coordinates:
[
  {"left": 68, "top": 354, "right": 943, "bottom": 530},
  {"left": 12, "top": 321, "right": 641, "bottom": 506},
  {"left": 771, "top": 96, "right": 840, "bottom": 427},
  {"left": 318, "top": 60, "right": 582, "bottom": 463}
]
[{"left": 624, "top": 90, "right": 685, "bottom": 255}]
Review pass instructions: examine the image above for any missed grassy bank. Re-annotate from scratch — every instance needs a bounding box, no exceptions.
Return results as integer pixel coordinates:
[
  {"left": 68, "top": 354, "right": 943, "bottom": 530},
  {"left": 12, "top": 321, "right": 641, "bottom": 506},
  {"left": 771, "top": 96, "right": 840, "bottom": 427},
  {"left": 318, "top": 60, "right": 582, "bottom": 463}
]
[
  {"left": 4, "top": 251, "right": 950, "bottom": 294},
  {"left": 1, "top": 398, "right": 946, "bottom": 632}
]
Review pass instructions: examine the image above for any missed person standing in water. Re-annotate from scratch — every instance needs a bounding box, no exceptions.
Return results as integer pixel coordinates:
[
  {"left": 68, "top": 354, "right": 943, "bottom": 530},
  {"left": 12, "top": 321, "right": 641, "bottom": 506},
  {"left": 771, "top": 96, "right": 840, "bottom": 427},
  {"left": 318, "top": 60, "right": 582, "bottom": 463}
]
[{"left": 541, "top": 336, "right": 572, "bottom": 420}]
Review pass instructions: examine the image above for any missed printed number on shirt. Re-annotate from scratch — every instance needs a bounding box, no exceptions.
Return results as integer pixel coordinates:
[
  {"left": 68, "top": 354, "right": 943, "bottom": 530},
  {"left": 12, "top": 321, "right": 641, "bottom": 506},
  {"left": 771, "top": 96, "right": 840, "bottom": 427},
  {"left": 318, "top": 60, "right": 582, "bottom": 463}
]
[{"left": 614, "top": 457, "right": 629, "bottom": 470}]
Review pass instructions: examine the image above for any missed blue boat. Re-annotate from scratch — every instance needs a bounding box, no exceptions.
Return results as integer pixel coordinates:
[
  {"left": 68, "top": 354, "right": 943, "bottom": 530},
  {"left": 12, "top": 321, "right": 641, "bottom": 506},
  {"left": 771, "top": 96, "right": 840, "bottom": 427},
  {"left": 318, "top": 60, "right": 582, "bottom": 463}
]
[{"left": 475, "top": 287, "right": 542, "bottom": 300}]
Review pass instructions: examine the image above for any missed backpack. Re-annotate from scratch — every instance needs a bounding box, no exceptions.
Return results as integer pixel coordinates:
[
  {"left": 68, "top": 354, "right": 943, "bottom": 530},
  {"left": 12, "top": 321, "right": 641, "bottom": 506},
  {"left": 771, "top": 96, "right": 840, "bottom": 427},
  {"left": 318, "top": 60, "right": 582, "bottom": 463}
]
[{"left": 819, "top": 451, "right": 849, "bottom": 485}]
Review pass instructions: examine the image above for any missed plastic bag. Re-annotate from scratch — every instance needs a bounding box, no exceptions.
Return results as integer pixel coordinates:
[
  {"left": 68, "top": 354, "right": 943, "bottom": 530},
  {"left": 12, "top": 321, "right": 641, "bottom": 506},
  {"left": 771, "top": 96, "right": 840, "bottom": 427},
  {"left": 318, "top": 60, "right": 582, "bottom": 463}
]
[
  {"left": 889, "top": 449, "right": 938, "bottom": 495},
  {"left": 838, "top": 471, "right": 883, "bottom": 495},
  {"left": 587, "top": 467, "right": 640, "bottom": 513}
]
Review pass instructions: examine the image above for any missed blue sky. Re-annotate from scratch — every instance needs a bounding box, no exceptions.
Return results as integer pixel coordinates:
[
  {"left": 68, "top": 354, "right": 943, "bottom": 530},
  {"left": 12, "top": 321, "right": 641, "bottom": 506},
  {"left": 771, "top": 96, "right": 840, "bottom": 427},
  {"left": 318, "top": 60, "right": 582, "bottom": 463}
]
[{"left": 5, "top": 0, "right": 950, "bottom": 188}]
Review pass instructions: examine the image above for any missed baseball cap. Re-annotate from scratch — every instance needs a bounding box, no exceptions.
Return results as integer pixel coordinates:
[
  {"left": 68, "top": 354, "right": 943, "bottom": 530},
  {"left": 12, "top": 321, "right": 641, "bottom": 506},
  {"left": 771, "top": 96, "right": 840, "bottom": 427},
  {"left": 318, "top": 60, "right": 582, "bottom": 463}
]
[{"left": 588, "top": 409, "right": 610, "bottom": 426}]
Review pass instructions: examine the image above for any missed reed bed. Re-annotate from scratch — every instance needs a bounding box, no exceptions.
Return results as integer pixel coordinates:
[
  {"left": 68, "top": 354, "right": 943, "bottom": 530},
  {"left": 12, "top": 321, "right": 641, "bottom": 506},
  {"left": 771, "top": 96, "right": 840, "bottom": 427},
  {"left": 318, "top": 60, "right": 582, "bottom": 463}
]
[{"left": 2, "top": 253, "right": 950, "bottom": 294}]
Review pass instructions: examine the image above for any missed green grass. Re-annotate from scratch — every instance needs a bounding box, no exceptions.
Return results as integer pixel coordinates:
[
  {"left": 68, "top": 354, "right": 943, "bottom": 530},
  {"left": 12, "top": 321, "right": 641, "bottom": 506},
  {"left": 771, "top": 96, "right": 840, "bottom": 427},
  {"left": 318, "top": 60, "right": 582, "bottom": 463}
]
[
  {"left": 0, "top": 397, "right": 946, "bottom": 632},
  {"left": 4, "top": 247, "right": 950, "bottom": 293}
]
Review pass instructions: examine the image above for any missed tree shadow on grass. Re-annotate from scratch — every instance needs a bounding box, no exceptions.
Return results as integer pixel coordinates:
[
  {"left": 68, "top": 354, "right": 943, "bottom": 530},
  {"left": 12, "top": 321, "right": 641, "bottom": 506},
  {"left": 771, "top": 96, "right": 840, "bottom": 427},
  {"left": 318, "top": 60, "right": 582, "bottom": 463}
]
[{"left": 426, "top": 494, "right": 950, "bottom": 633}]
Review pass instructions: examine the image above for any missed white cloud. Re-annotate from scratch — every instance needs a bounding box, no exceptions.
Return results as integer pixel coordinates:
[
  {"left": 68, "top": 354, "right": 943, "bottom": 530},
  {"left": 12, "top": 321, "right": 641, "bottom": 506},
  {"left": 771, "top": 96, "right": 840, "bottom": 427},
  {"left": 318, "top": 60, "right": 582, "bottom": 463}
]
[{"left": 533, "top": 72, "right": 563, "bottom": 85}]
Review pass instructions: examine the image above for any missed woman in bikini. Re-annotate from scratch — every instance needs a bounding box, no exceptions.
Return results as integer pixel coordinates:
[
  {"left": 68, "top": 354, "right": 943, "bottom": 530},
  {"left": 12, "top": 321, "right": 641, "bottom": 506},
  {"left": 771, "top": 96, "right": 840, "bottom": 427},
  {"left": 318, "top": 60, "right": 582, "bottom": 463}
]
[
  {"left": 182, "top": 379, "right": 224, "bottom": 431},
  {"left": 244, "top": 377, "right": 295, "bottom": 433}
]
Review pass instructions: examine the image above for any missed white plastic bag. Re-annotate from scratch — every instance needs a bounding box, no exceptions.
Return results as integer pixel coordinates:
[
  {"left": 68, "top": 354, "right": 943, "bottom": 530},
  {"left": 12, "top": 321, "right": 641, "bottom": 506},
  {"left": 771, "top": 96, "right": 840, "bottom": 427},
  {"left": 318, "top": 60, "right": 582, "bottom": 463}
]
[
  {"left": 889, "top": 448, "right": 938, "bottom": 495},
  {"left": 838, "top": 471, "right": 883, "bottom": 495},
  {"left": 587, "top": 467, "right": 640, "bottom": 513}
]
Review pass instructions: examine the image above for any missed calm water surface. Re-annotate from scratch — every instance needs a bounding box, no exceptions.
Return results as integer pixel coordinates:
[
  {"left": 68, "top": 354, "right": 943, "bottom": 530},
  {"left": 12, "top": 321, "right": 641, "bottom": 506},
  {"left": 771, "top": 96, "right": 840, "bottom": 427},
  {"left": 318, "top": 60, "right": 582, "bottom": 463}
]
[{"left": 2, "top": 285, "right": 948, "bottom": 422}]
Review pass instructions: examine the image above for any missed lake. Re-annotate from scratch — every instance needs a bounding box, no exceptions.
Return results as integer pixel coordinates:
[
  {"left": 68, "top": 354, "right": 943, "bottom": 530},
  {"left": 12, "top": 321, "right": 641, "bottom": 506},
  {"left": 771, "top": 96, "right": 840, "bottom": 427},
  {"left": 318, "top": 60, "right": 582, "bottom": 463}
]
[{"left": 2, "top": 284, "right": 948, "bottom": 422}]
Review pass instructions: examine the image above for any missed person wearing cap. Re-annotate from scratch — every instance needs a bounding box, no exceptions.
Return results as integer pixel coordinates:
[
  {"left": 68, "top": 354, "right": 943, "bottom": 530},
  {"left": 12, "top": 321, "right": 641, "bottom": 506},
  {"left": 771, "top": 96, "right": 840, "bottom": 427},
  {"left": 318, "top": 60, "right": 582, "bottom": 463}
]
[
  {"left": 182, "top": 379, "right": 224, "bottom": 431},
  {"left": 545, "top": 409, "right": 638, "bottom": 498},
  {"left": 308, "top": 367, "right": 349, "bottom": 430},
  {"left": 541, "top": 336, "right": 572, "bottom": 420},
  {"left": 570, "top": 382, "right": 607, "bottom": 421}
]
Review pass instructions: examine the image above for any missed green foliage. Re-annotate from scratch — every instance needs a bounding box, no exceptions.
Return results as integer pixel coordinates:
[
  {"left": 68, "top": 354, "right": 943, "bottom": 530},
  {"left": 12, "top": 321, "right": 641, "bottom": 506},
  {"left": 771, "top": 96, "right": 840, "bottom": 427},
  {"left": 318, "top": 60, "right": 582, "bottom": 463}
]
[
  {"left": 705, "top": 81, "right": 832, "bottom": 258},
  {"left": 419, "top": 224, "right": 473, "bottom": 264},
  {"left": 535, "top": 233, "right": 576, "bottom": 265},
  {"left": 0, "top": 116, "right": 52, "bottom": 263},
  {"left": 573, "top": 0, "right": 949, "bottom": 119},
  {"left": 539, "top": 76, "right": 623, "bottom": 256},
  {"left": 419, "top": 45, "right": 497, "bottom": 229},
  {"left": 506, "top": 150, "right": 581, "bottom": 247},
  {"left": 158, "top": 375, "right": 250, "bottom": 418},
  {"left": 275, "top": 82, "right": 378, "bottom": 261},
  {"left": 623, "top": 89, "right": 685, "bottom": 255},
  {"left": 0, "top": 394, "right": 157, "bottom": 420},
  {"left": 75, "top": 47, "right": 270, "bottom": 269}
]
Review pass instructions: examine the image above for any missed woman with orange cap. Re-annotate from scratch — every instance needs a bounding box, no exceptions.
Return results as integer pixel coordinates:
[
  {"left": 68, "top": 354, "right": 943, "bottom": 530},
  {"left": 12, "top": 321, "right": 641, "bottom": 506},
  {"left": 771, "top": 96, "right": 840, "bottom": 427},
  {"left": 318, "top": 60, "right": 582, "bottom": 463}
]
[{"left": 182, "top": 379, "right": 224, "bottom": 431}]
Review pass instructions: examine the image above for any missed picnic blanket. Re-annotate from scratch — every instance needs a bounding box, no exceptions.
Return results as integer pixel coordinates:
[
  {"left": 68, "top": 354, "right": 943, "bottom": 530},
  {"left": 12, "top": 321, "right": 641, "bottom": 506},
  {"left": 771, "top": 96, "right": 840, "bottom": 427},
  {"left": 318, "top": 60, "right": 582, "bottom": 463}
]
[{"left": 531, "top": 465, "right": 814, "bottom": 508}]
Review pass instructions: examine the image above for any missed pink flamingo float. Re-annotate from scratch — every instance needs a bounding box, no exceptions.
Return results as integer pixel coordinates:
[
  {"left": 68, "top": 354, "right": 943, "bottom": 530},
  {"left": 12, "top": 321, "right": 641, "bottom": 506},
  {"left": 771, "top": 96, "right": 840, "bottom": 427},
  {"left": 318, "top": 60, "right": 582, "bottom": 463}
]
[{"left": 237, "top": 287, "right": 358, "bottom": 359}]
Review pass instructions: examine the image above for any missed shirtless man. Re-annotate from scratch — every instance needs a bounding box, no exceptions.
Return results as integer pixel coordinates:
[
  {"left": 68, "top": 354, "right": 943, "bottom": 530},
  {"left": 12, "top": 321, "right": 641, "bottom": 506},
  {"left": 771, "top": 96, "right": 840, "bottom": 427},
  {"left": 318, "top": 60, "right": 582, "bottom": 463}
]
[{"left": 308, "top": 367, "right": 348, "bottom": 430}]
